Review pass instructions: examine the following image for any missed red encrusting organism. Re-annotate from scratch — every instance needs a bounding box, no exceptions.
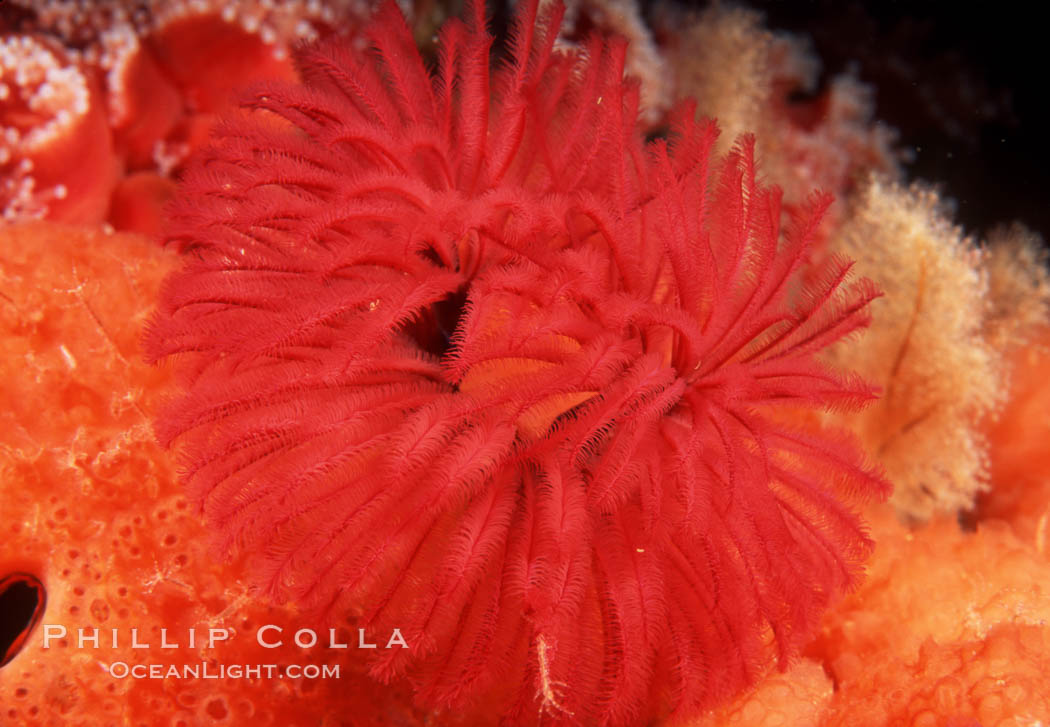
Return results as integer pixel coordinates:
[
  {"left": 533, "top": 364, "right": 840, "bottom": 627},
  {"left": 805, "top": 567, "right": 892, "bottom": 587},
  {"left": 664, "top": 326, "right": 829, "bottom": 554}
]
[{"left": 146, "top": 0, "right": 890, "bottom": 723}]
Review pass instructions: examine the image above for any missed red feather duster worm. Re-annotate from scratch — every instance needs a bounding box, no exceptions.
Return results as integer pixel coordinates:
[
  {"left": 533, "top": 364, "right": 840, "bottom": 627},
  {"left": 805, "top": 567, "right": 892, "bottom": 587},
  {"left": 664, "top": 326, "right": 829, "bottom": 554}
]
[{"left": 146, "top": 0, "right": 889, "bottom": 722}]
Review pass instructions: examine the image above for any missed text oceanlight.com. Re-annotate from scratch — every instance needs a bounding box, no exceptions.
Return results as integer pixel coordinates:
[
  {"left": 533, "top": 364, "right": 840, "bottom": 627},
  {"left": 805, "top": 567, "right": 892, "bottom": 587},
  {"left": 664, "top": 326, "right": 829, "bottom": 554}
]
[{"left": 105, "top": 662, "right": 341, "bottom": 680}]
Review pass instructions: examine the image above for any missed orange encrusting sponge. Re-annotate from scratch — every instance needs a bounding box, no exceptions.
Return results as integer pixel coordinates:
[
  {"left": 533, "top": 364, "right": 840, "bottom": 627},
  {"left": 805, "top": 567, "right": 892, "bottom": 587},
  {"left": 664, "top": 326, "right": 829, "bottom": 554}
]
[
  {"left": 810, "top": 508, "right": 1050, "bottom": 726},
  {"left": 685, "top": 659, "right": 833, "bottom": 727},
  {"left": 0, "top": 222, "right": 422, "bottom": 727},
  {"left": 979, "top": 329, "right": 1050, "bottom": 555}
]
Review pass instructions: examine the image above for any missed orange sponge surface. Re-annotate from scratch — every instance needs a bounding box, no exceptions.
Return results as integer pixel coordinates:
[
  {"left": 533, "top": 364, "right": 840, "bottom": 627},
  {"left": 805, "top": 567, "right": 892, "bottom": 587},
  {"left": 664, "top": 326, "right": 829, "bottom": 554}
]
[
  {"left": 0, "top": 223, "right": 421, "bottom": 726},
  {"left": 979, "top": 331, "right": 1050, "bottom": 555},
  {"left": 811, "top": 508, "right": 1050, "bottom": 726}
]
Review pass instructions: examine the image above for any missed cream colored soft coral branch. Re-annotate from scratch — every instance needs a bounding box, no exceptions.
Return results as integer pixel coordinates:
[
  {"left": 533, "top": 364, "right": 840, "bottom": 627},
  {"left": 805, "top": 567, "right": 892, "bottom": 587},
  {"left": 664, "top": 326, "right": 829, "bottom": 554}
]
[{"left": 825, "top": 177, "right": 1050, "bottom": 520}]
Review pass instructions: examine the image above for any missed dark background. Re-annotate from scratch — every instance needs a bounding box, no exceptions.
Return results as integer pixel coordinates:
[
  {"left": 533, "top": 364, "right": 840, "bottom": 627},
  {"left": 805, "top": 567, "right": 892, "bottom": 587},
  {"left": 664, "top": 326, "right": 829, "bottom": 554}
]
[{"left": 742, "top": 1, "right": 1047, "bottom": 243}]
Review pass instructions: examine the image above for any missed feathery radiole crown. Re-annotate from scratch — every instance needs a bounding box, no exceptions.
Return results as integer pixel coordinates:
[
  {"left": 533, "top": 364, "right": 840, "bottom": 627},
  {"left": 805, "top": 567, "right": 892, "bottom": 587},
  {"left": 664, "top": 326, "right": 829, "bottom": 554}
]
[{"left": 146, "top": 1, "right": 889, "bottom": 723}]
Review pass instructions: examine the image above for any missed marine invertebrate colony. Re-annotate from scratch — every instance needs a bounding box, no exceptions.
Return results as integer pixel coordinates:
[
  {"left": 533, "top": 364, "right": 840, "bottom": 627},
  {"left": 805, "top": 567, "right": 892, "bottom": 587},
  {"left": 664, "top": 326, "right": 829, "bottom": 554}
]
[
  {"left": 146, "top": 0, "right": 888, "bottom": 722},
  {"left": 827, "top": 179, "right": 1000, "bottom": 519},
  {"left": 0, "top": 34, "right": 118, "bottom": 223},
  {"left": 1, "top": 0, "right": 371, "bottom": 231}
]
